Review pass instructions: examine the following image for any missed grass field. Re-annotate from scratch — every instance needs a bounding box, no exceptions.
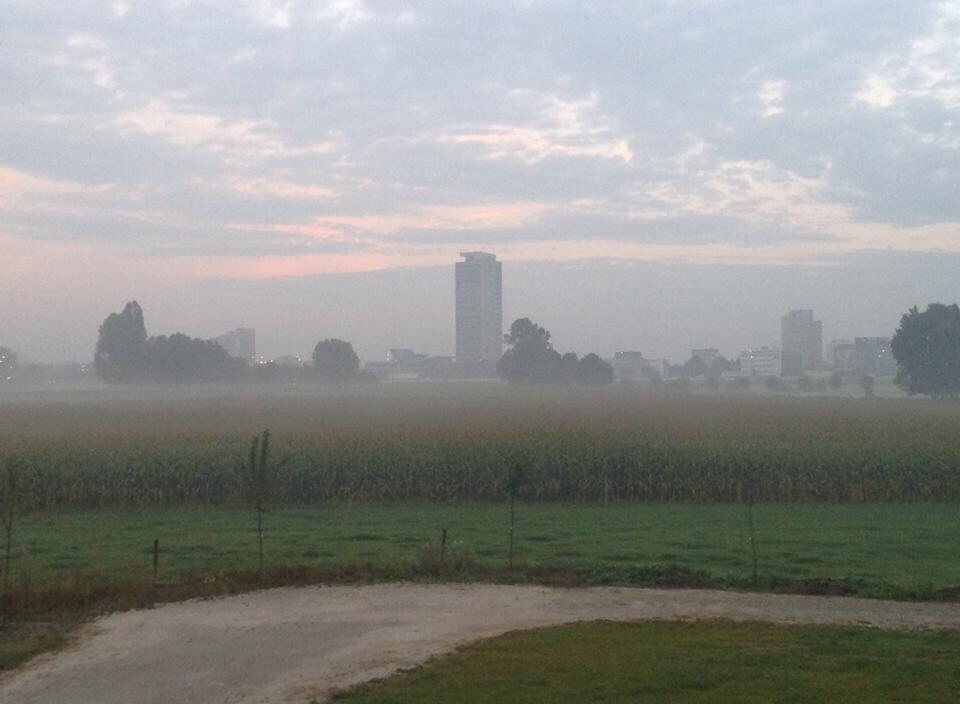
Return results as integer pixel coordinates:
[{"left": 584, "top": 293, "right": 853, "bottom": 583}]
[
  {"left": 10, "top": 502, "right": 960, "bottom": 598},
  {"left": 332, "top": 620, "right": 960, "bottom": 703}
]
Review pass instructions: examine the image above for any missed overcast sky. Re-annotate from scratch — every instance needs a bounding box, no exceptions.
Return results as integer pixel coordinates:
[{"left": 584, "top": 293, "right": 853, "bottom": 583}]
[{"left": 3, "top": 1, "right": 959, "bottom": 362}]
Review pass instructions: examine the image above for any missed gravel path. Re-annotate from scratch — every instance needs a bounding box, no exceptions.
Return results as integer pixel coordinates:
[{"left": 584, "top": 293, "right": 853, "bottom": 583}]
[{"left": 4, "top": 584, "right": 960, "bottom": 704}]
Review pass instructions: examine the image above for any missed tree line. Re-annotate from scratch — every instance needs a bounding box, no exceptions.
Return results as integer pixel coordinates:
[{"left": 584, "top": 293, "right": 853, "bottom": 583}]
[
  {"left": 497, "top": 318, "right": 614, "bottom": 386},
  {"left": 4, "top": 301, "right": 960, "bottom": 396},
  {"left": 94, "top": 301, "right": 364, "bottom": 385}
]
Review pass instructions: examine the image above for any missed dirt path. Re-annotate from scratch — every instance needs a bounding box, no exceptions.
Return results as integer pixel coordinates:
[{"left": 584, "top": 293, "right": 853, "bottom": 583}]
[{"left": 4, "top": 584, "right": 960, "bottom": 704}]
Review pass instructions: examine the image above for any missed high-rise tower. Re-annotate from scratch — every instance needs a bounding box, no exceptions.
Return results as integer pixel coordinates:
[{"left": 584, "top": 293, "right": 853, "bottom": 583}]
[
  {"left": 781, "top": 309, "right": 823, "bottom": 373},
  {"left": 455, "top": 252, "right": 502, "bottom": 363}
]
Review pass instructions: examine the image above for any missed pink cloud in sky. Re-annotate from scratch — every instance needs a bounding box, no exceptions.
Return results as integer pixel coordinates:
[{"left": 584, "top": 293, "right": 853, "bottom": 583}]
[
  {"left": 0, "top": 166, "right": 94, "bottom": 204},
  {"left": 232, "top": 201, "right": 553, "bottom": 241},
  {"left": 225, "top": 178, "right": 338, "bottom": 200}
]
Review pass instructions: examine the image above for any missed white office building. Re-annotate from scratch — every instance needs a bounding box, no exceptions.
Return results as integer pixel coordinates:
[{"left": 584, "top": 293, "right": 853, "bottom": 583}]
[{"left": 739, "top": 347, "right": 782, "bottom": 377}]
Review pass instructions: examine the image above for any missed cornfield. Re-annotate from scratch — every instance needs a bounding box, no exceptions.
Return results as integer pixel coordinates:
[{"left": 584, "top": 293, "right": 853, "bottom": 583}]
[{"left": 2, "top": 386, "right": 959, "bottom": 510}]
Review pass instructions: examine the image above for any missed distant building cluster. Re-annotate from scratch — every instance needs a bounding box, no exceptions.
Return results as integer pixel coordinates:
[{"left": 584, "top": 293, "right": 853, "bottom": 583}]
[
  {"left": 298, "top": 256, "right": 896, "bottom": 387},
  {"left": 829, "top": 337, "right": 896, "bottom": 377},
  {"left": 95, "top": 255, "right": 898, "bottom": 388},
  {"left": 4, "top": 251, "right": 907, "bottom": 391},
  {"left": 732, "top": 310, "right": 894, "bottom": 384}
]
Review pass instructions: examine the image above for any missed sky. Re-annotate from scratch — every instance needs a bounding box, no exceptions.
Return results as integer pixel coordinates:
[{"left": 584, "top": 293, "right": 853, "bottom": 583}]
[{"left": 2, "top": 1, "right": 959, "bottom": 363}]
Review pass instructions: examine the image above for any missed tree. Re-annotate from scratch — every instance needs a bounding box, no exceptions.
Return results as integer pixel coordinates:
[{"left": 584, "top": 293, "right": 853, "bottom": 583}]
[
  {"left": 682, "top": 355, "right": 708, "bottom": 378},
  {"left": 891, "top": 304, "right": 960, "bottom": 400},
  {"left": 312, "top": 339, "right": 360, "bottom": 383},
  {"left": 498, "top": 318, "right": 613, "bottom": 386},
  {"left": 94, "top": 301, "right": 147, "bottom": 382},
  {"left": 497, "top": 318, "right": 561, "bottom": 384},
  {"left": 576, "top": 353, "right": 614, "bottom": 386},
  {"left": 0, "top": 347, "right": 16, "bottom": 381},
  {"left": 859, "top": 373, "right": 876, "bottom": 399},
  {"left": 710, "top": 355, "right": 738, "bottom": 377},
  {"left": 145, "top": 334, "right": 245, "bottom": 384},
  {"left": 727, "top": 376, "right": 750, "bottom": 391},
  {"left": 558, "top": 352, "right": 580, "bottom": 384},
  {"left": 644, "top": 366, "right": 663, "bottom": 386},
  {"left": 503, "top": 318, "right": 551, "bottom": 347}
]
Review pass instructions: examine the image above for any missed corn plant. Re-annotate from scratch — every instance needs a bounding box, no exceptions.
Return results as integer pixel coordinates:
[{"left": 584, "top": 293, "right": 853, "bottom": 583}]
[{"left": 4, "top": 391, "right": 960, "bottom": 509}]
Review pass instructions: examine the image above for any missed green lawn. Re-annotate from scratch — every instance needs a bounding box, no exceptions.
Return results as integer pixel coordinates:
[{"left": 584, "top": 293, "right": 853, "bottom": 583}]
[
  {"left": 332, "top": 620, "right": 960, "bottom": 703},
  {"left": 11, "top": 502, "right": 960, "bottom": 596}
]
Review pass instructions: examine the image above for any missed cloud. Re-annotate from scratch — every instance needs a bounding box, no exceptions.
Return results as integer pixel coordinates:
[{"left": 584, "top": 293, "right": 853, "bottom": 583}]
[
  {"left": 758, "top": 80, "right": 785, "bottom": 117},
  {"left": 854, "top": 2, "right": 960, "bottom": 111},
  {"left": 45, "top": 32, "right": 122, "bottom": 96},
  {"left": 0, "top": 166, "right": 92, "bottom": 203},
  {"left": 223, "top": 178, "right": 338, "bottom": 200},
  {"left": 112, "top": 99, "right": 336, "bottom": 164},
  {"left": 438, "top": 90, "right": 634, "bottom": 163},
  {"left": 238, "top": 201, "right": 552, "bottom": 243},
  {"left": 2, "top": 0, "right": 959, "bottom": 278}
]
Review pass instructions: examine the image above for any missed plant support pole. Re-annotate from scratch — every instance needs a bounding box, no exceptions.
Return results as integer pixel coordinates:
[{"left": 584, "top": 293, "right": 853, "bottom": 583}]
[
  {"left": 509, "top": 496, "right": 515, "bottom": 570},
  {"left": 748, "top": 497, "right": 758, "bottom": 586}
]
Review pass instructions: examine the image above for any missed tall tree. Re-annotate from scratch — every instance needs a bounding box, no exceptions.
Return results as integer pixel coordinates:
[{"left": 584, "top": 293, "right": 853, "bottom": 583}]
[
  {"left": 576, "top": 353, "right": 614, "bottom": 386},
  {"left": 503, "top": 318, "right": 551, "bottom": 347},
  {"left": 558, "top": 352, "right": 580, "bottom": 384},
  {"left": 94, "top": 301, "right": 147, "bottom": 383},
  {"left": 682, "top": 355, "right": 709, "bottom": 378},
  {"left": 497, "top": 318, "right": 561, "bottom": 384},
  {"left": 312, "top": 339, "right": 360, "bottom": 383},
  {"left": 145, "top": 334, "right": 246, "bottom": 384},
  {"left": 498, "top": 318, "right": 612, "bottom": 386},
  {"left": 891, "top": 304, "right": 960, "bottom": 400}
]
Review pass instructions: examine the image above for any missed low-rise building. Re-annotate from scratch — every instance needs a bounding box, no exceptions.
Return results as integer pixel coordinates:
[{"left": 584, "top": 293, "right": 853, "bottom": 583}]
[
  {"left": 271, "top": 355, "right": 302, "bottom": 368},
  {"left": 366, "top": 350, "right": 453, "bottom": 381},
  {"left": 739, "top": 347, "right": 782, "bottom": 377},
  {"left": 212, "top": 328, "right": 256, "bottom": 364},
  {"left": 833, "top": 337, "right": 896, "bottom": 377},
  {"left": 612, "top": 351, "right": 668, "bottom": 383}
]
